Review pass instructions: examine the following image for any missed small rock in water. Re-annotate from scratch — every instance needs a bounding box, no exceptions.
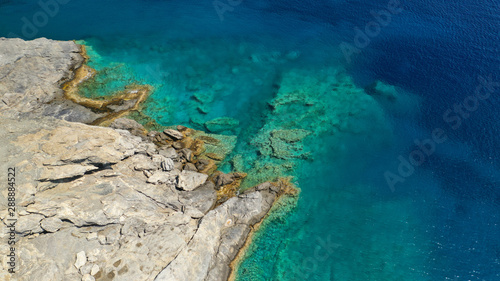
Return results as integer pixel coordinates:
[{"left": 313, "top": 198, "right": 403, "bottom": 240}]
[
  {"left": 163, "top": 129, "right": 184, "bottom": 140},
  {"left": 196, "top": 159, "right": 217, "bottom": 174},
  {"left": 215, "top": 173, "right": 234, "bottom": 188},
  {"left": 190, "top": 139, "right": 205, "bottom": 155},
  {"left": 179, "top": 148, "right": 193, "bottom": 162},
  {"left": 147, "top": 130, "right": 159, "bottom": 138},
  {"left": 158, "top": 132, "right": 172, "bottom": 141},
  {"left": 177, "top": 125, "right": 188, "bottom": 131},
  {"left": 172, "top": 142, "right": 183, "bottom": 149},
  {"left": 180, "top": 137, "right": 194, "bottom": 149},
  {"left": 205, "top": 153, "right": 224, "bottom": 161},
  {"left": 195, "top": 159, "right": 210, "bottom": 170}
]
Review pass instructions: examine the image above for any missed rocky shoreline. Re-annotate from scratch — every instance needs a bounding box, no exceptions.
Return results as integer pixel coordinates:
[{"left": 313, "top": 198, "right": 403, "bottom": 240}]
[{"left": 0, "top": 38, "right": 297, "bottom": 281}]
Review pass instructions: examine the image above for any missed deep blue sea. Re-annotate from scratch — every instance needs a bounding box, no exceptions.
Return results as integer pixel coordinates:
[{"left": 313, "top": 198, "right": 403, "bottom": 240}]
[{"left": 1, "top": 0, "right": 499, "bottom": 280}]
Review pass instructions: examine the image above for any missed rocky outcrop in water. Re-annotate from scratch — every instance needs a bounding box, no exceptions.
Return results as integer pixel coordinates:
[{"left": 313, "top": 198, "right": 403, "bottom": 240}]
[{"left": 0, "top": 38, "right": 286, "bottom": 281}]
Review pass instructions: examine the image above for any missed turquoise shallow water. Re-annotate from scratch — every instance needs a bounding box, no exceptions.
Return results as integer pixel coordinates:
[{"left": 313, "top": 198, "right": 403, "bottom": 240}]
[{"left": 1, "top": 0, "right": 500, "bottom": 280}]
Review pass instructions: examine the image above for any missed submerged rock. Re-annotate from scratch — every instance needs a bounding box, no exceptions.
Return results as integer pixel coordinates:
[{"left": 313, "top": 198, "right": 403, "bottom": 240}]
[
  {"left": 204, "top": 117, "right": 239, "bottom": 133},
  {"left": 271, "top": 129, "right": 311, "bottom": 143},
  {"left": 196, "top": 159, "right": 217, "bottom": 174},
  {"left": 365, "top": 80, "right": 398, "bottom": 100},
  {"left": 163, "top": 129, "right": 184, "bottom": 140},
  {"left": 215, "top": 173, "right": 235, "bottom": 189},
  {"left": 179, "top": 148, "right": 193, "bottom": 162}
]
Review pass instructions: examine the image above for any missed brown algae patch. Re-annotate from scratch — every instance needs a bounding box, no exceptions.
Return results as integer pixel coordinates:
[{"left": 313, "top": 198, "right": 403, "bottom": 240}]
[
  {"left": 210, "top": 171, "right": 248, "bottom": 204},
  {"left": 62, "top": 44, "right": 153, "bottom": 127},
  {"left": 88, "top": 84, "right": 153, "bottom": 127}
]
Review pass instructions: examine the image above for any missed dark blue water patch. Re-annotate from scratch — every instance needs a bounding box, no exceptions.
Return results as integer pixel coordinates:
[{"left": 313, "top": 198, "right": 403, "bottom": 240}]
[
  {"left": 424, "top": 192, "right": 500, "bottom": 280},
  {"left": 428, "top": 155, "right": 500, "bottom": 201},
  {"left": 344, "top": 0, "right": 500, "bottom": 116}
]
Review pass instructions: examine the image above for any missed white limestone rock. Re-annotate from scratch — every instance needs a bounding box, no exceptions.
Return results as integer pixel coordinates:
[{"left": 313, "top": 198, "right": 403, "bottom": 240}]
[
  {"left": 177, "top": 170, "right": 208, "bottom": 191},
  {"left": 74, "top": 251, "right": 87, "bottom": 269}
]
